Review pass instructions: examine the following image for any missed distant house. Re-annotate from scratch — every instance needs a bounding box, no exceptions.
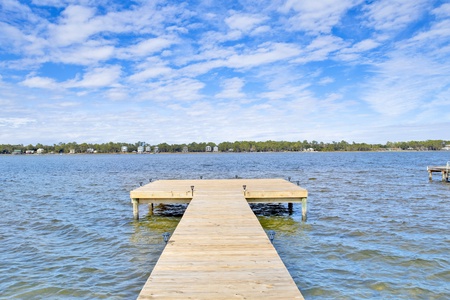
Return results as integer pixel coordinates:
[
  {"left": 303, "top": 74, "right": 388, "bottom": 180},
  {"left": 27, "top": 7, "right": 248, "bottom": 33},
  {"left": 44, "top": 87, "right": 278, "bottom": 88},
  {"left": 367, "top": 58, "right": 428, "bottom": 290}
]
[
  {"left": 25, "top": 150, "right": 35, "bottom": 154},
  {"left": 69, "top": 149, "right": 75, "bottom": 154},
  {"left": 182, "top": 146, "right": 188, "bottom": 153},
  {"left": 86, "top": 148, "right": 94, "bottom": 153},
  {"left": 154, "top": 146, "right": 159, "bottom": 153},
  {"left": 213, "top": 146, "right": 219, "bottom": 152},
  {"left": 121, "top": 146, "right": 128, "bottom": 153},
  {"left": 443, "top": 144, "right": 450, "bottom": 151},
  {"left": 37, "top": 148, "right": 45, "bottom": 154},
  {"left": 13, "top": 149, "right": 22, "bottom": 155},
  {"left": 205, "top": 146, "right": 212, "bottom": 152},
  {"left": 145, "top": 146, "right": 151, "bottom": 152},
  {"left": 137, "top": 146, "right": 144, "bottom": 154}
]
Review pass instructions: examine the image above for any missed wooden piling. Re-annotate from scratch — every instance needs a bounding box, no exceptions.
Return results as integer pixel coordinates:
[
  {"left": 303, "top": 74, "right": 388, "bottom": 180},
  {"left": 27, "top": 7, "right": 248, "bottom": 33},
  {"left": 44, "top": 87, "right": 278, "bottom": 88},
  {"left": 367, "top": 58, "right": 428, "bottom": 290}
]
[
  {"left": 302, "top": 198, "right": 307, "bottom": 221},
  {"left": 131, "top": 198, "right": 139, "bottom": 220}
]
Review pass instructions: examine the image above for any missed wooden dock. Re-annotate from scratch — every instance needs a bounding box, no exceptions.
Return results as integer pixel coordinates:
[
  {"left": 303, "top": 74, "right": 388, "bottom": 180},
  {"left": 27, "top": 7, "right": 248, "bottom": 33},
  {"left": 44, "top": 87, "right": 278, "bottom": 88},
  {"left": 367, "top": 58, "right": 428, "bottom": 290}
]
[
  {"left": 130, "top": 179, "right": 307, "bottom": 299},
  {"left": 427, "top": 163, "right": 449, "bottom": 181}
]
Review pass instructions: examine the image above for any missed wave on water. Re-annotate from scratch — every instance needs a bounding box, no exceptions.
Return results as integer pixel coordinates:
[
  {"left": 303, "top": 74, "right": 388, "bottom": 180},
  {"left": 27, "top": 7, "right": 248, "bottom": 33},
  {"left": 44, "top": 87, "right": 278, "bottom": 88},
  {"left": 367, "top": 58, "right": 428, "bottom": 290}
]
[{"left": 0, "top": 152, "right": 449, "bottom": 299}]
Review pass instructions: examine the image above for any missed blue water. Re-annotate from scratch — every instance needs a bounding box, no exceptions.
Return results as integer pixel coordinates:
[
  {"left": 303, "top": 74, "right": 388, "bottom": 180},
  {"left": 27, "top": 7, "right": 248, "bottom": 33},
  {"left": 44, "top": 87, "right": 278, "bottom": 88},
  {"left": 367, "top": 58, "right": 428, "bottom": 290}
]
[{"left": 1, "top": 152, "right": 449, "bottom": 299}]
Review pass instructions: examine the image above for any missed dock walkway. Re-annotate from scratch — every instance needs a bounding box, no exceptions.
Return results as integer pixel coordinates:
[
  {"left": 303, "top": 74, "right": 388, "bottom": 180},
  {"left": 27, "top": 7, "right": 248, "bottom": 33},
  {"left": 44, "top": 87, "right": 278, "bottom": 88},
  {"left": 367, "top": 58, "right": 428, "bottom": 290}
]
[
  {"left": 428, "top": 163, "right": 450, "bottom": 181},
  {"left": 130, "top": 179, "right": 307, "bottom": 299}
]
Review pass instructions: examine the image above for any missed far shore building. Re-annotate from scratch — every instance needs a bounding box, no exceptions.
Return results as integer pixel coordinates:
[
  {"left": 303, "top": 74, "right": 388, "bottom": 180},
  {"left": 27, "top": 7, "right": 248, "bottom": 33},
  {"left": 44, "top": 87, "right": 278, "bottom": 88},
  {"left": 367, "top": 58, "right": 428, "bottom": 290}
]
[
  {"left": 37, "top": 148, "right": 45, "bottom": 154},
  {"left": 86, "top": 148, "right": 95, "bottom": 153},
  {"left": 121, "top": 146, "right": 128, "bottom": 153},
  {"left": 69, "top": 149, "right": 75, "bottom": 154},
  {"left": 205, "top": 145, "right": 212, "bottom": 152},
  {"left": 182, "top": 146, "right": 188, "bottom": 153},
  {"left": 145, "top": 146, "right": 151, "bottom": 152},
  {"left": 213, "top": 146, "right": 219, "bottom": 152},
  {"left": 154, "top": 146, "right": 159, "bottom": 153},
  {"left": 137, "top": 146, "right": 144, "bottom": 154},
  {"left": 25, "top": 150, "right": 35, "bottom": 154}
]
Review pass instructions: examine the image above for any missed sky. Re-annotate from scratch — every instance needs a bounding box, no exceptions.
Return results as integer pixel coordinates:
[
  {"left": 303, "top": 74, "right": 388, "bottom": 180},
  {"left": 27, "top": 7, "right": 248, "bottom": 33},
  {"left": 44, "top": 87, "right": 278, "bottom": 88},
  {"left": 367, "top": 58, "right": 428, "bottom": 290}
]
[{"left": 1, "top": 0, "right": 450, "bottom": 145}]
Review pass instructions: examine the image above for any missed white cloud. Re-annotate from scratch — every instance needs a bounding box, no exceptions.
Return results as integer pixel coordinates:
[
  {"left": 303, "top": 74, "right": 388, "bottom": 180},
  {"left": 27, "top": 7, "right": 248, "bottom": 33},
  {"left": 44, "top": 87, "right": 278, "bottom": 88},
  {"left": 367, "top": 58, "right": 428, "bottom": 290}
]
[
  {"left": 48, "top": 5, "right": 97, "bottom": 46},
  {"left": 215, "top": 77, "right": 246, "bottom": 99},
  {"left": 21, "top": 76, "right": 58, "bottom": 89},
  {"left": 293, "top": 35, "right": 346, "bottom": 63},
  {"left": 279, "top": 0, "right": 360, "bottom": 34},
  {"left": 138, "top": 77, "right": 205, "bottom": 102},
  {"left": 22, "top": 65, "right": 123, "bottom": 90},
  {"left": 251, "top": 25, "right": 271, "bottom": 36},
  {"left": 352, "top": 39, "right": 380, "bottom": 52},
  {"left": 432, "top": 3, "right": 450, "bottom": 18},
  {"left": 0, "top": 117, "right": 36, "bottom": 128},
  {"left": 227, "top": 42, "right": 301, "bottom": 69},
  {"left": 0, "top": 22, "right": 29, "bottom": 53},
  {"left": 105, "top": 88, "right": 128, "bottom": 101},
  {"left": 67, "top": 65, "right": 122, "bottom": 89},
  {"left": 318, "top": 77, "right": 334, "bottom": 85},
  {"left": 225, "top": 12, "right": 267, "bottom": 33},
  {"left": 129, "top": 66, "right": 172, "bottom": 82},
  {"left": 119, "top": 37, "right": 176, "bottom": 59},
  {"left": 362, "top": 55, "right": 450, "bottom": 116},
  {"left": 363, "top": 0, "right": 429, "bottom": 32},
  {"left": 180, "top": 59, "right": 226, "bottom": 77},
  {"left": 405, "top": 19, "right": 450, "bottom": 57},
  {"left": 337, "top": 38, "right": 380, "bottom": 61},
  {"left": 52, "top": 42, "right": 115, "bottom": 65}
]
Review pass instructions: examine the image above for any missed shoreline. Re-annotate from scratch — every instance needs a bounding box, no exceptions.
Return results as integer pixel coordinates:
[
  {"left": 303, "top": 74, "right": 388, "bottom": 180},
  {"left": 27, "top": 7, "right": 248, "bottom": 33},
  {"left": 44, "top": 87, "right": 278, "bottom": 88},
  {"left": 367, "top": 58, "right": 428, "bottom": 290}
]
[{"left": 3, "top": 149, "right": 450, "bottom": 156}]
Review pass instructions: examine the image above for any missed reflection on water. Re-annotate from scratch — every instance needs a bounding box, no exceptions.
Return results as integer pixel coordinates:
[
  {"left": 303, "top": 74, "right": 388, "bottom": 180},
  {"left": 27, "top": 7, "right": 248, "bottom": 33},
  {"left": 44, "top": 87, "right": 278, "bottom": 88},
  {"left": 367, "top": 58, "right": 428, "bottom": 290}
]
[{"left": 1, "top": 152, "right": 449, "bottom": 299}]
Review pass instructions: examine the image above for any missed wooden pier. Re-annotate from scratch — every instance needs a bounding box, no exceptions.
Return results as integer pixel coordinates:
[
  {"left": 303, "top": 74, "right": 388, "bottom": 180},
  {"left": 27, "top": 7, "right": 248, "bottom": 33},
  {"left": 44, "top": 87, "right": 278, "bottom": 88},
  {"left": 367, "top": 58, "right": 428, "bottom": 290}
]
[
  {"left": 130, "top": 179, "right": 307, "bottom": 299},
  {"left": 428, "top": 163, "right": 449, "bottom": 182}
]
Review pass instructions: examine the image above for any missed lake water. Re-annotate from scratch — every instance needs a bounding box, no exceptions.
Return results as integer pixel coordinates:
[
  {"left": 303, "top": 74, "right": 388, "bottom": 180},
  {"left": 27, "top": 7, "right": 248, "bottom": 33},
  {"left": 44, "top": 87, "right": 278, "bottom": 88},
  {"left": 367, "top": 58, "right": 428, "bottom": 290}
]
[{"left": 1, "top": 152, "right": 449, "bottom": 299}]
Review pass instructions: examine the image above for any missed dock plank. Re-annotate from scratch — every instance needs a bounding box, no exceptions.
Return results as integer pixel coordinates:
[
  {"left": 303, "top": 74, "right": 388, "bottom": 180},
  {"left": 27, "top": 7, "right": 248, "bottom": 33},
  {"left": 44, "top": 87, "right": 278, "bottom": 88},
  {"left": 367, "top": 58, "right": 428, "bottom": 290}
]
[{"left": 133, "top": 179, "right": 306, "bottom": 299}]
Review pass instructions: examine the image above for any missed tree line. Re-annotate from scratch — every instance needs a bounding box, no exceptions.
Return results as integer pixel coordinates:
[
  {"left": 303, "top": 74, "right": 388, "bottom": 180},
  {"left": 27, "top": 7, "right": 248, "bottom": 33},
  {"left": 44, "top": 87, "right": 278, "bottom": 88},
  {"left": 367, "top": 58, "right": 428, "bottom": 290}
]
[{"left": 1, "top": 140, "right": 448, "bottom": 154}]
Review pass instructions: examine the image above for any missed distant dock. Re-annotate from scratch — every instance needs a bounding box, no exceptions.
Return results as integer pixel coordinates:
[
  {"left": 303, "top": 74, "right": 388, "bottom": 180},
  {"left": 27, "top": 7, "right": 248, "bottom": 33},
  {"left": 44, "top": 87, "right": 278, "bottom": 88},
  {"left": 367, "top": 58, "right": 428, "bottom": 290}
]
[
  {"left": 130, "top": 179, "right": 307, "bottom": 299},
  {"left": 428, "top": 162, "right": 450, "bottom": 182}
]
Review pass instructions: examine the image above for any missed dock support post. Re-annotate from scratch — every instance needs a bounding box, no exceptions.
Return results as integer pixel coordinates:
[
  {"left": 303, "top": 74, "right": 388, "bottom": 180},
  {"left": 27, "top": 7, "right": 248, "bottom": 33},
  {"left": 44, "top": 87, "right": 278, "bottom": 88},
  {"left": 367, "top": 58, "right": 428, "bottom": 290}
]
[
  {"left": 428, "top": 170, "right": 432, "bottom": 181},
  {"left": 301, "top": 198, "right": 307, "bottom": 221},
  {"left": 442, "top": 171, "right": 448, "bottom": 182},
  {"left": 132, "top": 198, "right": 139, "bottom": 220},
  {"left": 288, "top": 203, "right": 293, "bottom": 215},
  {"left": 148, "top": 203, "right": 154, "bottom": 216}
]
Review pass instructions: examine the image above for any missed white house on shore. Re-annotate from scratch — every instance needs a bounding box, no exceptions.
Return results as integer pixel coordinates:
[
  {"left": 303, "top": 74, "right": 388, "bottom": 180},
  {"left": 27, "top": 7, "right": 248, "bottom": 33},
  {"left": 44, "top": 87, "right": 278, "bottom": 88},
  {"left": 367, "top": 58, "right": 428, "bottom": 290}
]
[{"left": 121, "top": 146, "right": 128, "bottom": 153}]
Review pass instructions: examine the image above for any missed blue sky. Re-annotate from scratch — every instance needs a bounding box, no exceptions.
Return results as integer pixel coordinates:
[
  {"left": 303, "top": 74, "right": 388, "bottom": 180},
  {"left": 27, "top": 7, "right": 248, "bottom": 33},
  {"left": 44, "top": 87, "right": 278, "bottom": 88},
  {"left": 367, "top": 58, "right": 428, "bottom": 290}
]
[{"left": 1, "top": 0, "right": 449, "bottom": 145}]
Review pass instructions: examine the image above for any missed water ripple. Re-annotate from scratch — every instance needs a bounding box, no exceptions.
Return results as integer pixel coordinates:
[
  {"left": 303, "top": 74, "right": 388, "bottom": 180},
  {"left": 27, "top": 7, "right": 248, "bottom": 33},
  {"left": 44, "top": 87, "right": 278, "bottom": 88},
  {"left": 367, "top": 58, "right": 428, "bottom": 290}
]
[{"left": 1, "top": 152, "right": 449, "bottom": 299}]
